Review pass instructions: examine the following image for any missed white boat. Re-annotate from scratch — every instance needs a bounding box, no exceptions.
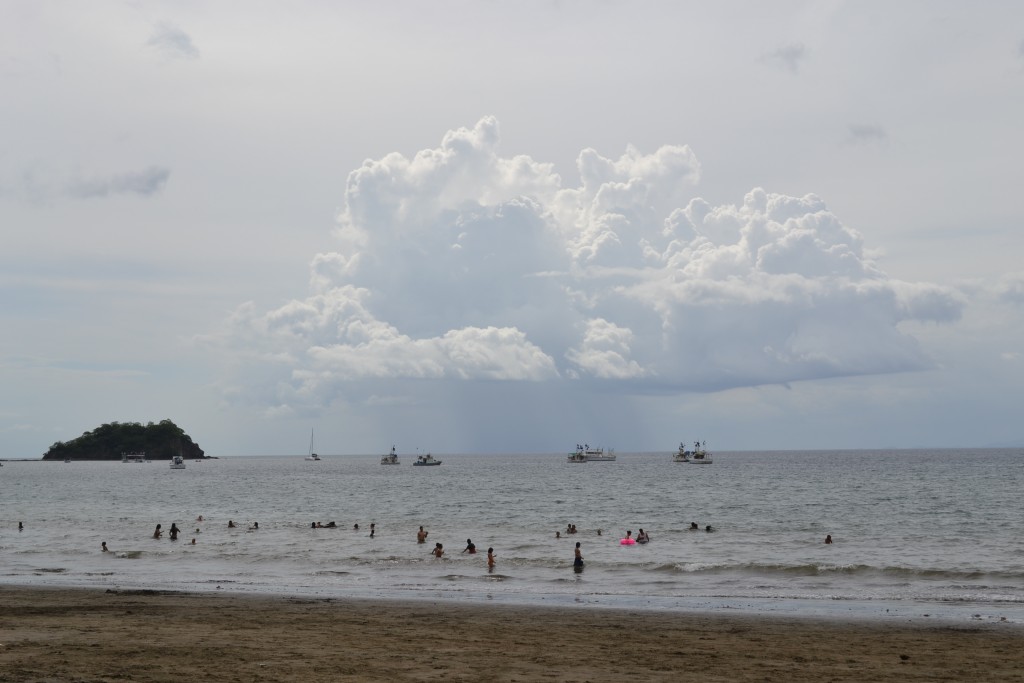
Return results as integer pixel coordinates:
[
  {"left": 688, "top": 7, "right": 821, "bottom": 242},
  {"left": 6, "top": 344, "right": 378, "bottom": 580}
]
[
  {"left": 412, "top": 453, "right": 441, "bottom": 466},
  {"left": 571, "top": 444, "right": 615, "bottom": 462},
  {"left": 380, "top": 446, "right": 400, "bottom": 465},
  {"left": 675, "top": 440, "right": 712, "bottom": 464},
  {"left": 169, "top": 454, "right": 186, "bottom": 469},
  {"left": 566, "top": 449, "right": 587, "bottom": 463},
  {"left": 121, "top": 452, "right": 149, "bottom": 463},
  {"left": 305, "top": 429, "right": 321, "bottom": 461}
]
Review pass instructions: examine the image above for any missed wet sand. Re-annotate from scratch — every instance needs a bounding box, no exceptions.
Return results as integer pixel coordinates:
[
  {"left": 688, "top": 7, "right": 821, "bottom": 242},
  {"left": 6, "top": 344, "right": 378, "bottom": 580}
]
[{"left": 1, "top": 586, "right": 1022, "bottom": 682}]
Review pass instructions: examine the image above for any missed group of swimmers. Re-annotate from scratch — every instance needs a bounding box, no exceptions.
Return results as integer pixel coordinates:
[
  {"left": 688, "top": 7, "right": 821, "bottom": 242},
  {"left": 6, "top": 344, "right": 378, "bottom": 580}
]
[
  {"left": 133, "top": 516, "right": 257, "bottom": 551},
  {"left": 427, "top": 537, "right": 496, "bottom": 568},
  {"left": 100, "top": 517, "right": 832, "bottom": 570},
  {"left": 619, "top": 529, "right": 651, "bottom": 545},
  {"left": 151, "top": 523, "right": 188, "bottom": 541}
]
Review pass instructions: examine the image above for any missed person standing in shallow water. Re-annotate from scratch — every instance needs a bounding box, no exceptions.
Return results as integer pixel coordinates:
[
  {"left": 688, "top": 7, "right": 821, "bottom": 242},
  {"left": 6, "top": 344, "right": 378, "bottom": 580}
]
[
  {"left": 487, "top": 547, "right": 495, "bottom": 570},
  {"left": 573, "top": 542, "right": 584, "bottom": 572},
  {"left": 417, "top": 526, "right": 428, "bottom": 543}
]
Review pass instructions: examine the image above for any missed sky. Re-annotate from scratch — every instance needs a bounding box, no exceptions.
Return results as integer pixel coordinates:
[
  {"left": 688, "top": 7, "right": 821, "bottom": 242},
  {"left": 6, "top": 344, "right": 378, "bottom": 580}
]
[{"left": 2, "top": 1, "right": 1023, "bottom": 457}]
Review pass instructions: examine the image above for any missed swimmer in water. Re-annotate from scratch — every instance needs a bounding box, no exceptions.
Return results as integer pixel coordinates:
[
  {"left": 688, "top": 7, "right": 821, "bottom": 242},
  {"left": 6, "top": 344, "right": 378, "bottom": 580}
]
[
  {"left": 636, "top": 528, "right": 650, "bottom": 543},
  {"left": 689, "top": 522, "right": 699, "bottom": 530},
  {"left": 101, "top": 541, "right": 109, "bottom": 552},
  {"left": 573, "top": 542, "right": 584, "bottom": 571},
  {"left": 228, "top": 520, "right": 236, "bottom": 528},
  {"left": 432, "top": 542, "right": 444, "bottom": 558},
  {"left": 487, "top": 547, "right": 495, "bottom": 569},
  {"left": 463, "top": 539, "right": 476, "bottom": 554},
  {"left": 417, "top": 526, "right": 428, "bottom": 543},
  {"left": 153, "top": 524, "right": 162, "bottom": 539},
  {"left": 825, "top": 534, "right": 833, "bottom": 544}
]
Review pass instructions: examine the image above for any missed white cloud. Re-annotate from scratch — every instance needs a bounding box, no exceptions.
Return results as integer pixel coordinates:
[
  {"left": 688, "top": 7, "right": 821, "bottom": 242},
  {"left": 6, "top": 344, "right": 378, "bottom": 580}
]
[
  {"left": 566, "top": 318, "right": 647, "bottom": 379},
  {"left": 212, "top": 118, "right": 964, "bottom": 411}
]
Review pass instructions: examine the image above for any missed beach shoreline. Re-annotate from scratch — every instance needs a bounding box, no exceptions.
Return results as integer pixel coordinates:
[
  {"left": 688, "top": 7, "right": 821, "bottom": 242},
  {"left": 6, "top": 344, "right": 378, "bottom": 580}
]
[{"left": 2, "top": 585, "right": 1021, "bottom": 682}]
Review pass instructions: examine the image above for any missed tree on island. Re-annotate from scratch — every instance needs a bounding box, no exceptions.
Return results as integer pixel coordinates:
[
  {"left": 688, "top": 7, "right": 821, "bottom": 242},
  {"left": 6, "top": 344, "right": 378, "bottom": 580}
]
[{"left": 42, "top": 419, "right": 206, "bottom": 461}]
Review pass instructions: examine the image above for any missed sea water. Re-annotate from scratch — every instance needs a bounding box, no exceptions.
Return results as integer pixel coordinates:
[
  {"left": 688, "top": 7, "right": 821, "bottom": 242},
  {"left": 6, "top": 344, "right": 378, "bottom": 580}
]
[{"left": 2, "top": 449, "right": 1023, "bottom": 624}]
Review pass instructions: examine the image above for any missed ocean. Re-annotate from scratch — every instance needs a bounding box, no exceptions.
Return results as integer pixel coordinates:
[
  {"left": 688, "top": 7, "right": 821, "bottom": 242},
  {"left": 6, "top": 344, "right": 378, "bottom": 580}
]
[{"left": 2, "top": 448, "right": 1023, "bottom": 624}]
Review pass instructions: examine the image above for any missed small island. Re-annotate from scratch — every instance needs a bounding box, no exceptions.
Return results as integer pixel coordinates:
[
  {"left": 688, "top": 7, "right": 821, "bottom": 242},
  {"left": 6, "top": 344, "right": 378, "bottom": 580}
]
[{"left": 42, "top": 419, "right": 206, "bottom": 461}]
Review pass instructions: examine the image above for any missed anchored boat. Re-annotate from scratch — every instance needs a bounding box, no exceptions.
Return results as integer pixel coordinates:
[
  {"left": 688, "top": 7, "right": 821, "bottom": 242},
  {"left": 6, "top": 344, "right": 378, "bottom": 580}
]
[{"left": 674, "top": 440, "right": 712, "bottom": 464}]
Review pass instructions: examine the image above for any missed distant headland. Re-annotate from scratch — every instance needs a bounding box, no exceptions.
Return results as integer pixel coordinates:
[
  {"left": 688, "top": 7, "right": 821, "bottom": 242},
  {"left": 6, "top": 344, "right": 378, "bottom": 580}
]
[{"left": 42, "top": 420, "right": 206, "bottom": 461}]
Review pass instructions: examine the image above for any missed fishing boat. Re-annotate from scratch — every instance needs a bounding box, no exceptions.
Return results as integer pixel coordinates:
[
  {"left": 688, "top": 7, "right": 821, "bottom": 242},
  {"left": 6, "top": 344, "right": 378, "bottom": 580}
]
[
  {"left": 380, "top": 446, "right": 400, "bottom": 465},
  {"left": 121, "top": 452, "right": 149, "bottom": 463},
  {"left": 305, "top": 429, "right": 321, "bottom": 461},
  {"left": 169, "top": 454, "right": 186, "bottom": 469},
  {"left": 675, "top": 440, "right": 712, "bottom": 464},
  {"left": 412, "top": 453, "right": 442, "bottom": 466},
  {"left": 585, "top": 446, "right": 615, "bottom": 462},
  {"left": 571, "top": 444, "right": 615, "bottom": 462},
  {"left": 566, "top": 449, "right": 587, "bottom": 463}
]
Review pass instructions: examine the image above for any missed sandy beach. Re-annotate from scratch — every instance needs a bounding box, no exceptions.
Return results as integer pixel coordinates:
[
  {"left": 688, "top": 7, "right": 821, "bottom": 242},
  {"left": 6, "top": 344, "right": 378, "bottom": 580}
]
[{"left": 1, "top": 587, "right": 1021, "bottom": 682}]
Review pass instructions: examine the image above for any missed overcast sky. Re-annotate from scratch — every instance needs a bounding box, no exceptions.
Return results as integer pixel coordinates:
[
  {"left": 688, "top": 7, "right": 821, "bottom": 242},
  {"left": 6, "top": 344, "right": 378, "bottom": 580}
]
[{"left": 3, "top": 1, "right": 1023, "bottom": 457}]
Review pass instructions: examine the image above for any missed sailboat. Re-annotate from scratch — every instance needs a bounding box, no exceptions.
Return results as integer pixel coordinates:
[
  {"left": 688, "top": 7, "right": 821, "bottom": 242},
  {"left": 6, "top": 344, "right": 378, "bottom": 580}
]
[{"left": 305, "top": 429, "right": 321, "bottom": 461}]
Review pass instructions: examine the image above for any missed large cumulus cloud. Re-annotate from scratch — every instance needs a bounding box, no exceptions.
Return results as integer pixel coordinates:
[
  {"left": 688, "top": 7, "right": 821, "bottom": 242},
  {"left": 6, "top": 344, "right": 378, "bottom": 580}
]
[{"left": 216, "top": 117, "right": 962, "bottom": 411}]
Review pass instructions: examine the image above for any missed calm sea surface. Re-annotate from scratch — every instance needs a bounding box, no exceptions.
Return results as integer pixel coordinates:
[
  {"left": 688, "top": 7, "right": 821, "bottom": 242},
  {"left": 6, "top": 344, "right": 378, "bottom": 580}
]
[{"left": 2, "top": 449, "right": 1023, "bottom": 624}]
